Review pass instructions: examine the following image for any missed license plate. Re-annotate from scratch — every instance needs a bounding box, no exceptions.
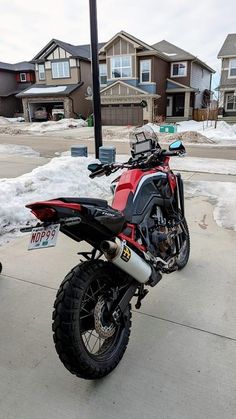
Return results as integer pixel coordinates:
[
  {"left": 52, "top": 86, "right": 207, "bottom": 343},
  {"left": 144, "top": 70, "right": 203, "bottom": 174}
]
[{"left": 28, "top": 224, "right": 60, "bottom": 250}]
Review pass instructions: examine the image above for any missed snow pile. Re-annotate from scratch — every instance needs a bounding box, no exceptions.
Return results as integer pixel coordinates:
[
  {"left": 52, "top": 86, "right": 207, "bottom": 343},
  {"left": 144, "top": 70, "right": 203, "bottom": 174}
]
[
  {"left": 177, "top": 120, "right": 236, "bottom": 142},
  {"left": 0, "top": 156, "right": 111, "bottom": 245},
  {"left": 25, "top": 118, "right": 87, "bottom": 133},
  {"left": 0, "top": 144, "right": 39, "bottom": 156},
  {"left": 186, "top": 181, "right": 236, "bottom": 231},
  {"left": 140, "top": 121, "right": 236, "bottom": 144}
]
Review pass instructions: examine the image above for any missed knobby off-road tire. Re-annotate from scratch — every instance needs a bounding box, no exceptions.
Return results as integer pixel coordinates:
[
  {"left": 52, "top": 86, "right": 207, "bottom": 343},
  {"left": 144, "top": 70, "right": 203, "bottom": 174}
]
[
  {"left": 52, "top": 260, "right": 132, "bottom": 379},
  {"left": 176, "top": 217, "right": 190, "bottom": 270}
]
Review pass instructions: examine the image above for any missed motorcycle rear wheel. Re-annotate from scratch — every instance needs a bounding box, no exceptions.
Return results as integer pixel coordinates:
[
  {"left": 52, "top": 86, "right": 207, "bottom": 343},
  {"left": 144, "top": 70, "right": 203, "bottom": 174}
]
[{"left": 52, "top": 260, "right": 132, "bottom": 379}]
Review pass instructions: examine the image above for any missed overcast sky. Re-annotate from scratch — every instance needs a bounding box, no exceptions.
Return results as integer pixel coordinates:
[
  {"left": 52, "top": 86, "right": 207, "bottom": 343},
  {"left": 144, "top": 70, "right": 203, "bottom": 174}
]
[{"left": 0, "top": 0, "right": 235, "bottom": 88}]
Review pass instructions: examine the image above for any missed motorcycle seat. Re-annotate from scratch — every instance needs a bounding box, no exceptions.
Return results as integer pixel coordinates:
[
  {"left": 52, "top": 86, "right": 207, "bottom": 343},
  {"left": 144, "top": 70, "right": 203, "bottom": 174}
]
[{"left": 57, "top": 197, "right": 108, "bottom": 208}]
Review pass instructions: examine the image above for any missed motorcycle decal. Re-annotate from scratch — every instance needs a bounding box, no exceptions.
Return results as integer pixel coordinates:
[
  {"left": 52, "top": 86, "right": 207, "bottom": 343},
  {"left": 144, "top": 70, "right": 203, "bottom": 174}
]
[{"left": 121, "top": 245, "right": 131, "bottom": 262}]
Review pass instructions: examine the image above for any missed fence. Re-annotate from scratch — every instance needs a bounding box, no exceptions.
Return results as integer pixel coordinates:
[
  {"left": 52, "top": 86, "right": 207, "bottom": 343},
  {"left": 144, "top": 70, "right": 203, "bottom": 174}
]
[{"left": 193, "top": 108, "right": 218, "bottom": 121}]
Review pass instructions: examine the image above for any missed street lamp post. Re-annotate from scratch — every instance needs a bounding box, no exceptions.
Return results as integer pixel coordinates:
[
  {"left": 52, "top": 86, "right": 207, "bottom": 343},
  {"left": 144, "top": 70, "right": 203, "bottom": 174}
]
[{"left": 89, "top": 0, "right": 102, "bottom": 158}]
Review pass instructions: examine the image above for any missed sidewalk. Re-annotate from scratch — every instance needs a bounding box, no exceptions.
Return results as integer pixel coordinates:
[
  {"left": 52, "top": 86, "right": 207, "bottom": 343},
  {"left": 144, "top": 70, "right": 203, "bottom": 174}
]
[{"left": 0, "top": 189, "right": 236, "bottom": 418}]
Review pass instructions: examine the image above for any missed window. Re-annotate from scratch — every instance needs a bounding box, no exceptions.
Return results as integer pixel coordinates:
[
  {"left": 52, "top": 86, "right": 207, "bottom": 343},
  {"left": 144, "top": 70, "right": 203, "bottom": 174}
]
[
  {"left": 99, "top": 63, "right": 107, "bottom": 85},
  {"left": 111, "top": 56, "right": 131, "bottom": 78},
  {"left": 171, "top": 62, "right": 187, "bottom": 77},
  {"left": 229, "top": 59, "right": 236, "bottom": 77},
  {"left": 51, "top": 61, "right": 70, "bottom": 79},
  {"left": 38, "top": 64, "right": 45, "bottom": 80},
  {"left": 20, "top": 73, "right": 27, "bottom": 82},
  {"left": 140, "top": 60, "right": 151, "bottom": 83},
  {"left": 226, "top": 93, "right": 236, "bottom": 110}
]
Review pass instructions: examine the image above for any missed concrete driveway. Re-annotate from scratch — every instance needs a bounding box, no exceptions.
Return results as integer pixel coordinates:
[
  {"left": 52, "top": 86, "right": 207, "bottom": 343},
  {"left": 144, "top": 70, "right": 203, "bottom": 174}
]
[{"left": 0, "top": 195, "right": 236, "bottom": 419}]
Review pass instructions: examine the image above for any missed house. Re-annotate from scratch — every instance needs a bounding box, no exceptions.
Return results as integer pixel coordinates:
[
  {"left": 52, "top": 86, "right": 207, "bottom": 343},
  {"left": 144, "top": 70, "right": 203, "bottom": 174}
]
[
  {"left": 0, "top": 61, "right": 35, "bottom": 117},
  {"left": 17, "top": 39, "right": 104, "bottom": 122},
  {"left": 217, "top": 34, "right": 236, "bottom": 122},
  {"left": 98, "top": 31, "right": 215, "bottom": 125}
]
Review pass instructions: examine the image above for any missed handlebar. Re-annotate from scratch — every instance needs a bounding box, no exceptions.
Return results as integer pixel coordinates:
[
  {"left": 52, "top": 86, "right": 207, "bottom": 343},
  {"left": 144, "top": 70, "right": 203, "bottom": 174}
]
[{"left": 89, "top": 147, "right": 185, "bottom": 179}]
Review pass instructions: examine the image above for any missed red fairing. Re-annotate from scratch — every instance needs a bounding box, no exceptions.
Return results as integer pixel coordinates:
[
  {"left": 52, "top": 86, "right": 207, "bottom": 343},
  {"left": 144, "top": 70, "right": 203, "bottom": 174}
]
[
  {"left": 112, "top": 168, "right": 157, "bottom": 212},
  {"left": 168, "top": 172, "right": 177, "bottom": 192},
  {"left": 26, "top": 199, "right": 82, "bottom": 211}
]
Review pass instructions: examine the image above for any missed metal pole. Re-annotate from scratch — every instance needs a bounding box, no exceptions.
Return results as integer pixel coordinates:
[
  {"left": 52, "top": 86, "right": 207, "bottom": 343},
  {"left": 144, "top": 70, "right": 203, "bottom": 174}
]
[{"left": 89, "top": 0, "right": 102, "bottom": 158}]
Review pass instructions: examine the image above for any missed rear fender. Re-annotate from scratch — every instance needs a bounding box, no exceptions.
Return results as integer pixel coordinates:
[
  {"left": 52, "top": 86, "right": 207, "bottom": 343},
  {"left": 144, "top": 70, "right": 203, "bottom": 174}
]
[{"left": 26, "top": 199, "right": 117, "bottom": 246}]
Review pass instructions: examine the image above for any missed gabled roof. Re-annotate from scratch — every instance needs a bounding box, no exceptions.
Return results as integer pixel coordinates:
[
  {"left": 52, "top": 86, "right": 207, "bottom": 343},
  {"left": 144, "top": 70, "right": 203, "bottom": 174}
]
[
  {"left": 99, "top": 30, "right": 154, "bottom": 53},
  {"left": 0, "top": 61, "right": 34, "bottom": 71},
  {"left": 32, "top": 39, "right": 106, "bottom": 62},
  {"left": 218, "top": 34, "right": 236, "bottom": 58},
  {"left": 153, "top": 40, "right": 215, "bottom": 72}
]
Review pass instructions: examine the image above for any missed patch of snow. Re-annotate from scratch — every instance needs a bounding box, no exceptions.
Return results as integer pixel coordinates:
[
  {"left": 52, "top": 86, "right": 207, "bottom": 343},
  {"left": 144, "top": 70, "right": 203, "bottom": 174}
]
[
  {"left": 0, "top": 116, "right": 11, "bottom": 125},
  {"left": 21, "top": 86, "right": 67, "bottom": 94},
  {"left": 6, "top": 117, "right": 25, "bottom": 122},
  {"left": 0, "top": 144, "right": 39, "bottom": 156},
  {"left": 186, "top": 181, "right": 236, "bottom": 231},
  {"left": 171, "top": 157, "right": 236, "bottom": 175},
  {"left": 25, "top": 118, "right": 88, "bottom": 133}
]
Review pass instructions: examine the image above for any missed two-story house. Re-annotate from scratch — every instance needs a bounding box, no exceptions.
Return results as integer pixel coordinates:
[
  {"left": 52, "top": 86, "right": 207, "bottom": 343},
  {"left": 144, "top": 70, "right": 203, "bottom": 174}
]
[
  {"left": 0, "top": 61, "right": 35, "bottom": 117},
  {"left": 17, "top": 39, "right": 104, "bottom": 122},
  {"left": 217, "top": 34, "right": 236, "bottom": 122},
  {"left": 98, "top": 31, "right": 215, "bottom": 125}
]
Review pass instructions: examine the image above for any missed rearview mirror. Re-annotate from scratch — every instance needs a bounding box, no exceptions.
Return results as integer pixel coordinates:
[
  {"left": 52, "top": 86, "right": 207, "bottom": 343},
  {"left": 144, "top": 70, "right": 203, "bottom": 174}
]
[
  {"left": 87, "top": 163, "right": 103, "bottom": 173},
  {"left": 169, "top": 140, "right": 185, "bottom": 152}
]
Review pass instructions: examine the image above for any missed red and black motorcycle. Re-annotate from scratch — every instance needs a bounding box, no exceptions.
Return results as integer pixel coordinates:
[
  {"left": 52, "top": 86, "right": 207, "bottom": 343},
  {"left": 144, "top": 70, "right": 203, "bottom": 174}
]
[{"left": 24, "top": 133, "right": 190, "bottom": 380}]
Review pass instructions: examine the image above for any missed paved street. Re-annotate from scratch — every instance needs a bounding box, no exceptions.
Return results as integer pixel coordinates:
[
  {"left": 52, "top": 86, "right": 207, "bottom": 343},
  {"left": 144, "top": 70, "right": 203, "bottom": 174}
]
[
  {"left": 0, "top": 195, "right": 236, "bottom": 419},
  {"left": 0, "top": 132, "right": 236, "bottom": 418},
  {"left": 1, "top": 129, "right": 236, "bottom": 159}
]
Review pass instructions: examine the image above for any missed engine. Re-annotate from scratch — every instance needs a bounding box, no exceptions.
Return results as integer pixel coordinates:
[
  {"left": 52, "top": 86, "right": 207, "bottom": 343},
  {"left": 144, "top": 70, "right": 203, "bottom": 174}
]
[{"left": 149, "top": 206, "right": 178, "bottom": 258}]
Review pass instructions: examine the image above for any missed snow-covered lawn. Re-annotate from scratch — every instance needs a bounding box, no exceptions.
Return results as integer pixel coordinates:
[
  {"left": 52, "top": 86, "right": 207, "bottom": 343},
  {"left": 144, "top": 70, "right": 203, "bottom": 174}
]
[{"left": 0, "top": 155, "right": 235, "bottom": 245}]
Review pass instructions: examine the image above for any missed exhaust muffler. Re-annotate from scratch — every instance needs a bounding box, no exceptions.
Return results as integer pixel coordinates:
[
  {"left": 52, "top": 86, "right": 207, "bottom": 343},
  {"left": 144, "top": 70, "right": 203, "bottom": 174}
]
[{"left": 101, "top": 238, "right": 152, "bottom": 284}]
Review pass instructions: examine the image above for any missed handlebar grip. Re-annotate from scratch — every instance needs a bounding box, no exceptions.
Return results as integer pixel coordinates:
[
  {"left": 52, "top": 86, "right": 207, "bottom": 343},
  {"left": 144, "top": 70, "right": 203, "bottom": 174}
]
[
  {"left": 89, "top": 168, "right": 105, "bottom": 178},
  {"left": 161, "top": 150, "right": 179, "bottom": 157}
]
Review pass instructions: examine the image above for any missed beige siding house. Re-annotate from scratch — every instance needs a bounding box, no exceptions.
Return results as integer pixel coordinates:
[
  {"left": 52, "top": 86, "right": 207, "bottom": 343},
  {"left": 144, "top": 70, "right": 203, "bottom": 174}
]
[
  {"left": 97, "top": 31, "right": 215, "bottom": 125},
  {"left": 17, "top": 39, "right": 103, "bottom": 121}
]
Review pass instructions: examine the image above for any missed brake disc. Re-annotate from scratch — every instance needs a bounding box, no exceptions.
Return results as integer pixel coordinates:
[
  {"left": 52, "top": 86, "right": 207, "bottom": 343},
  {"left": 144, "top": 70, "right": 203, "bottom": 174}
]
[{"left": 94, "top": 297, "right": 116, "bottom": 339}]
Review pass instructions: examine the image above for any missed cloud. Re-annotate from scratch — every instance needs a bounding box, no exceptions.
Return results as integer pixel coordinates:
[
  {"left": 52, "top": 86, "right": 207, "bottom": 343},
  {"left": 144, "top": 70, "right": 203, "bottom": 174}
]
[{"left": 0, "top": 0, "right": 235, "bottom": 87}]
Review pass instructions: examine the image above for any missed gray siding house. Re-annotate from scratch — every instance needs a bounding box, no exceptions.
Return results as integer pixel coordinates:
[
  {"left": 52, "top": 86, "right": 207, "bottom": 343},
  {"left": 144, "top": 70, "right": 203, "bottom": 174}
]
[
  {"left": 218, "top": 34, "right": 236, "bottom": 121},
  {"left": 0, "top": 62, "right": 35, "bottom": 117}
]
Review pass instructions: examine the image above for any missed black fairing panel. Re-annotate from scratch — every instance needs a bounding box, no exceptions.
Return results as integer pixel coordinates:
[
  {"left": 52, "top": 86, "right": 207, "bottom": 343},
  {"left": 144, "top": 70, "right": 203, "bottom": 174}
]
[{"left": 125, "top": 173, "right": 173, "bottom": 224}]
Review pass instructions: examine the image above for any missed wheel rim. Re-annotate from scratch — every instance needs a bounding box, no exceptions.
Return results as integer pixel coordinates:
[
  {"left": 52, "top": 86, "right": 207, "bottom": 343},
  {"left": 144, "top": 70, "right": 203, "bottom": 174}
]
[{"left": 79, "top": 277, "right": 121, "bottom": 358}]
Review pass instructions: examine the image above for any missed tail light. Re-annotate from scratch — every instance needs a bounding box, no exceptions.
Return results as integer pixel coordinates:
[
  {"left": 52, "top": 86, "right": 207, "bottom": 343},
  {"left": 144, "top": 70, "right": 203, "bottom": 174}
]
[{"left": 31, "top": 207, "right": 57, "bottom": 222}]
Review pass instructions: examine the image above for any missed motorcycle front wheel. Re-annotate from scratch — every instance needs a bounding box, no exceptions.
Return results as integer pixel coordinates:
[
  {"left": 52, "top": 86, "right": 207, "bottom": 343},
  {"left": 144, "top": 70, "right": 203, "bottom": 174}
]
[
  {"left": 52, "top": 260, "right": 132, "bottom": 379},
  {"left": 176, "top": 217, "right": 190, "bottom": 269}
]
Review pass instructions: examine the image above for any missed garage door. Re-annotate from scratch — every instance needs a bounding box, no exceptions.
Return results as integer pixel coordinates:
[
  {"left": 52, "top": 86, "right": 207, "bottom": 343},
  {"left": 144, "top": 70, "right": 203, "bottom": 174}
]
[{"left": 101, "top": 104, "right": 143, "bottom": 126}]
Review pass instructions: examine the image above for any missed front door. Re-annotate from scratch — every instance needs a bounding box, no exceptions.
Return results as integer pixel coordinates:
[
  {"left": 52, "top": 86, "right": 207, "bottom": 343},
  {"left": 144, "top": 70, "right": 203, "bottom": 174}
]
[
  {"left": 166, "top": 96, "right": 173, "bottom": 117},
  {"left": 173, "top": 93, "right": 185, "bottom": 116}
]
